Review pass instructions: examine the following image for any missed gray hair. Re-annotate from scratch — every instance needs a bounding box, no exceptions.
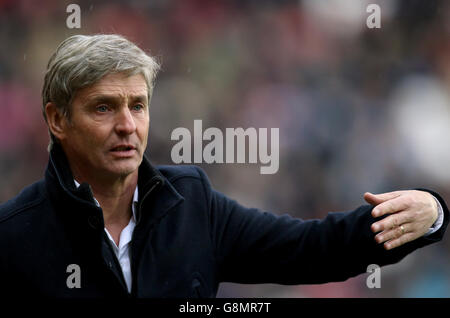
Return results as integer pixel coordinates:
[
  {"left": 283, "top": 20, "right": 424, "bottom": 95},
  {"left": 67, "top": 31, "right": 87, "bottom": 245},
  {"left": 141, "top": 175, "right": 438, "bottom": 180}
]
[{"left": 42, "top": 34, "right": 161, "bottom": 151}]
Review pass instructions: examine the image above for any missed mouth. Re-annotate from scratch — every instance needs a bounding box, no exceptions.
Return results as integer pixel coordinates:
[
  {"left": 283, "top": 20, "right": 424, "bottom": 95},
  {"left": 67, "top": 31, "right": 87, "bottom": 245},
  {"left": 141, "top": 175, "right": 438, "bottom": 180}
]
[{"left": 109, "top": 144, "right": 137, "bottom": 157}]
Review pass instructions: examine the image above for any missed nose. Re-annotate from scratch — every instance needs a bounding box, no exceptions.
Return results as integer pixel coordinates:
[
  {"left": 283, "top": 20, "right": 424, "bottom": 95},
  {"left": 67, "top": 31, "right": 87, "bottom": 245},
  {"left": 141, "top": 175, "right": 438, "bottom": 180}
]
[{"left": 114, "top": 107, "right": 136, "bottom": 135}]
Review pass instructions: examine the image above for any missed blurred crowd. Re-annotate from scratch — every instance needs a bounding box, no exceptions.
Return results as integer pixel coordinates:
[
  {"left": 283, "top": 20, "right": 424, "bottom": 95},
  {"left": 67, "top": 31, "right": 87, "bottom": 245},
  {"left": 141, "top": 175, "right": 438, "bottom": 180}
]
[{"left": 1, "top": 0, "right": 449, "bottom": 297}]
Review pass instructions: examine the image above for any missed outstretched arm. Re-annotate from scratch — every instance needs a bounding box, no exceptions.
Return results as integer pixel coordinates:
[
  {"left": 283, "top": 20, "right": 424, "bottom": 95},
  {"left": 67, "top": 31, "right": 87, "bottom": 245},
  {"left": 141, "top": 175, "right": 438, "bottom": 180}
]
[{"left": 196, "top": 165, "right": 448, "bottom": 284}]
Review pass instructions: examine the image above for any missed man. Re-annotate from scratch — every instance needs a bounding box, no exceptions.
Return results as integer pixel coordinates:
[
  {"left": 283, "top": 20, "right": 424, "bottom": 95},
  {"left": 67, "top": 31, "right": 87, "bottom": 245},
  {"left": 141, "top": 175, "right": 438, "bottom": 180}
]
[{"left": 0, "top": 34, "right": 447, "bottom": 297}]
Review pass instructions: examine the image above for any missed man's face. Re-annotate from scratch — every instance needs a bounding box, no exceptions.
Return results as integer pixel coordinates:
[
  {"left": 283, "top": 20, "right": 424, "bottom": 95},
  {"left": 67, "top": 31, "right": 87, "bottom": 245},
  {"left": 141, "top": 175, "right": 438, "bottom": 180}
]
[{"left": 60, "top": 72, "right": 149, "bottom": 181}]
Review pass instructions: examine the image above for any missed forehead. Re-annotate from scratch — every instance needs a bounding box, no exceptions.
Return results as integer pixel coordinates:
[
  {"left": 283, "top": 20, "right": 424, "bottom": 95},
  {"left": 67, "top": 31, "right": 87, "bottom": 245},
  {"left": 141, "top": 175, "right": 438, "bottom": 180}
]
[{"left": 75, "top": 73, "right": 148, "bottom": 102}]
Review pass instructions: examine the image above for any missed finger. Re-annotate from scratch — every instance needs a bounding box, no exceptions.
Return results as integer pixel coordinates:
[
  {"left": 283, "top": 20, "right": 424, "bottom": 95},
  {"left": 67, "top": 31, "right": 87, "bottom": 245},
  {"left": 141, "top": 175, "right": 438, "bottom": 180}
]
[
  {"left": 371, "top": 195, "right": 410, "bottom": 218},
  {"left": 364, "top": 191, "right": 403, "bottom": 207},
  {"left": 371, "top": 212, "right": 408, "bottom": 233},
  {"left": 383, "top": 232, "right": 419, "bottom": 250},
  {"left": 371, "top": 211, "right": 414, "bottom": 233},
  {"left": 374, "top": 223, "right": 411, "bottom": 244}
]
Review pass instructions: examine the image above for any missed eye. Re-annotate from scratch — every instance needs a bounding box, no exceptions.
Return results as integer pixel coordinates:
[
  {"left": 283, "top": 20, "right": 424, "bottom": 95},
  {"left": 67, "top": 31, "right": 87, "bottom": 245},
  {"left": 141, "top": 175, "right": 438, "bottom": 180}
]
[
  {"left": 96, "top": 105, "right": 109, "bottom": 113},
  {"left": 132, "top": 104, "right": 145, "bottom": 111}
]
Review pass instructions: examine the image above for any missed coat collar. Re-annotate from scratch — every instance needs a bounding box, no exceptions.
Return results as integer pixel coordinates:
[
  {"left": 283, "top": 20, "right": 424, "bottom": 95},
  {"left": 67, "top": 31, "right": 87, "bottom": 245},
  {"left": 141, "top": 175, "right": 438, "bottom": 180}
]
[{"left": 44, "top": 143, "right": 183, "bottom": 228}]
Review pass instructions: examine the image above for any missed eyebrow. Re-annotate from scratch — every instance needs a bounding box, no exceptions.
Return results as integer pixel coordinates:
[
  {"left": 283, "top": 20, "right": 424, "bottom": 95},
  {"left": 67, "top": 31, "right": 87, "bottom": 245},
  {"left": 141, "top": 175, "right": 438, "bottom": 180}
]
[
  {"left": 86, "top": 94, "right": 148, "bottom": 106},
  {"left": 130, "top": 95, "right": 148, "bottom": 105}
]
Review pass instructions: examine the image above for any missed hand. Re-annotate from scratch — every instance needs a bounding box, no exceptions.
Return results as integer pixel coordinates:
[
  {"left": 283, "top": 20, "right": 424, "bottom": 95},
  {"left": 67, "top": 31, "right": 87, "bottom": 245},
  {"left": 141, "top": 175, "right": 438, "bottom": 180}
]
[{"left": 363, "top": 190, "right": 438, "bottom": 250}]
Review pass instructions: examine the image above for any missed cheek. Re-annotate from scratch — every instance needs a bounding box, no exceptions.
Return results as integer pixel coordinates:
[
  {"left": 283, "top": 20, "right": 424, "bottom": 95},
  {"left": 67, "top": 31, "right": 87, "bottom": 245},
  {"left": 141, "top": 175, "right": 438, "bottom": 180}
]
[
  {"left": 71, "top": 122, "right": 110, "bottom": 149},
  {"left": 136, "top": 117, "right": 149, "bottom": 140}
]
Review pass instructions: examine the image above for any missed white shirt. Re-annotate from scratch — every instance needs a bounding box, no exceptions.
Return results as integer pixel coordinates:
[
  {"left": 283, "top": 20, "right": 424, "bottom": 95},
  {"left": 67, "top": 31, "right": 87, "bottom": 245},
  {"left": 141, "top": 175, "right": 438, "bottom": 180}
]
[
  {"left": 427, "top": 196, "right": 444, "bottom": 235},
  {"left": 74, "top": 180, "right": 138, "bottom": 293}
]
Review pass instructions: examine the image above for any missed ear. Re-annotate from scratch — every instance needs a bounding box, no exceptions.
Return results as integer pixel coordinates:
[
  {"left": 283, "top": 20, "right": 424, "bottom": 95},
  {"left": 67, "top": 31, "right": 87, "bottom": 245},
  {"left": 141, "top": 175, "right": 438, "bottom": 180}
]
[{"left": 45, "top": 102, "right": 69, "bottom": 141}]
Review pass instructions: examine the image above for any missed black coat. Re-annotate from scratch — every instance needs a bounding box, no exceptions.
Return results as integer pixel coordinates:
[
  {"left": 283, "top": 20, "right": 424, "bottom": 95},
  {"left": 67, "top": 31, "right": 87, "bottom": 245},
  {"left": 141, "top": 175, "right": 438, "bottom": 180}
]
[{"left": 0, "top": 144, "right": 448, "bottom": 298}]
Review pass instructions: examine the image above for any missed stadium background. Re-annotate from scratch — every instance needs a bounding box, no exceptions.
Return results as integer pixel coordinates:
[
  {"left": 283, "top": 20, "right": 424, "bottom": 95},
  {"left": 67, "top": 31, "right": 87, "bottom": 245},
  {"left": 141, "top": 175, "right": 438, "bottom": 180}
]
[{"left": 0, "top": 0, "right": 449, "bottom": 297}]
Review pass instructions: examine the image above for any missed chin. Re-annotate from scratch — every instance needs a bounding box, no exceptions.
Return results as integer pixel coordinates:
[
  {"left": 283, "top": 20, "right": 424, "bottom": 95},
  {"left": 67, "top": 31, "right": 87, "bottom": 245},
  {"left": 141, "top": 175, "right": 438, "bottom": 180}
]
[
  {"left": 101, "top": 155, "right": 142, "bottom": 177},
  {"left": 108, "top": 163, "right": 139, "bottom": 177}
]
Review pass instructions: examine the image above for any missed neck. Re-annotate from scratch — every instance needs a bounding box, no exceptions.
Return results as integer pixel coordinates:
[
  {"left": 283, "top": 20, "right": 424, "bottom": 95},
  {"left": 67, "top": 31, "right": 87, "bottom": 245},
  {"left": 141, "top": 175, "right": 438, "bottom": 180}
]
[{"left": 74, "top": 169, "right": 138, "bottom": 226}]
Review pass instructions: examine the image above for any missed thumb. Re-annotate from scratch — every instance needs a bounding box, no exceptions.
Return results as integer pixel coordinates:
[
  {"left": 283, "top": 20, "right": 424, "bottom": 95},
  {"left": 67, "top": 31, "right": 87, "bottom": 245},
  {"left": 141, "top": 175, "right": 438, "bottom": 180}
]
[{"left": 364, "top": 191, "right": 402, "bottom": 206}]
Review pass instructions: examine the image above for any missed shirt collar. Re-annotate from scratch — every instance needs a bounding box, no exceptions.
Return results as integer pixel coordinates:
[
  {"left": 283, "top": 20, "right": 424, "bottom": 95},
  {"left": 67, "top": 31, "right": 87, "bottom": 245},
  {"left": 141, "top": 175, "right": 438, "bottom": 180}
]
[{"left": 73, "top": 180, "right": 138, "bottom": 222}]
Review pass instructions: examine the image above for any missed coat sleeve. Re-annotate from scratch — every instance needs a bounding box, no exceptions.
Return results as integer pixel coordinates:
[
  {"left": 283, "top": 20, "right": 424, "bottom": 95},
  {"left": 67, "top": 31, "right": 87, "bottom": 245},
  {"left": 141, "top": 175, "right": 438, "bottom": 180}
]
[{"left": 196, "top": 167, "right": 449, "bottom": 285}]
